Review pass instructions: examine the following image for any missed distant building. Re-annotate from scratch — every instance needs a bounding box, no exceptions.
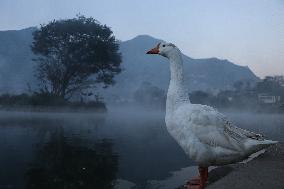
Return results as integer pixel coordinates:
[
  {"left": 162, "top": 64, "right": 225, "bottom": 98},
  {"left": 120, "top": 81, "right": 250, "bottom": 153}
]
[
  {"left": 274, "top": 75, "right": 284, "bottom": 87},
  {"left": 258, "top": 93, "right": 281, "bottom": 104}
]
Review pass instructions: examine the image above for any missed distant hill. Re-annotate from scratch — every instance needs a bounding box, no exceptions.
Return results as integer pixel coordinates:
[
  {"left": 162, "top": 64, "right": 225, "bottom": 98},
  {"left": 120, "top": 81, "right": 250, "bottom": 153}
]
[
  {"left": 0, "top": 27, "right": 36, "bottom": 93},
  {"left": 101, "top": 35, "right": 259, "bottom": 101},
  {"left": 0, "top": 28, "right": 259, "bottom": 101}
]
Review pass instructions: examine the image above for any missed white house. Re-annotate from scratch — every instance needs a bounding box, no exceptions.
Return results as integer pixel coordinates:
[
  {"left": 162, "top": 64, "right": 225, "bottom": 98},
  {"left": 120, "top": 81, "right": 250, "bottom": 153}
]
[{"left": 258, "top": 93, "right": 281, "bottom": 104}]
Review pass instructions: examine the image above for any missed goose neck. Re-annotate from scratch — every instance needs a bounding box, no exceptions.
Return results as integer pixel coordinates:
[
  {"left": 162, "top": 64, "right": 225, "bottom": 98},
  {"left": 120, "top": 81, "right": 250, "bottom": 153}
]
[
  {"left": 169, "top": 51, "right": 184, "bottom": 83},
  {"left": 166, "top": 50, "right": 190, "bottom": 115}
]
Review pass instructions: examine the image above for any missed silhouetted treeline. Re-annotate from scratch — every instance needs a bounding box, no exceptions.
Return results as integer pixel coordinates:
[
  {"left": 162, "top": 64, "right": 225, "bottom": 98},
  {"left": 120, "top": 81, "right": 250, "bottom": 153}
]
[
  {"left": 190, "top": 76, "right": 284, "bottom": 112},
  {"left": 133, "top": 82, "right": 166, "bottom": 110},
  {"left": 0, "top": 93, "right": 106, "bottom": 112},
  {"left": 133, "top": 76, "right": 284, "bottom": 113}
]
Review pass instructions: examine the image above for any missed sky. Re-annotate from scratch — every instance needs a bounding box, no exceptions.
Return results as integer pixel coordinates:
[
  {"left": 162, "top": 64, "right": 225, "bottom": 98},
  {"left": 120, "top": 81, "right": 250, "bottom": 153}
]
[{"left": 0, "top": 0, "right": 283, "bottom": 77}]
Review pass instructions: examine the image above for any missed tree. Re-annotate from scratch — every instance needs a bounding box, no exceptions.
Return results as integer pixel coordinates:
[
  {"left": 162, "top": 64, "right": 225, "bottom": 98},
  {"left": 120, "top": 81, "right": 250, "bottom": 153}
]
[
  {"left": 233, "top": 81, "right": 244, "bottom": 92},
  {"left": 32, "top": 15, "right": 122, "bottom": 99},
  {"left": 133, "top": 82, "right": 166, "bottom": 109},
  {"left": 256, "top": 76, "right": 284, "bottom": 95},
  {"left": 256, "top": 76, "right": 284, "bottom": 103},
  {"left": 189, "top": 90, "right": 212, "bottom": 105}
]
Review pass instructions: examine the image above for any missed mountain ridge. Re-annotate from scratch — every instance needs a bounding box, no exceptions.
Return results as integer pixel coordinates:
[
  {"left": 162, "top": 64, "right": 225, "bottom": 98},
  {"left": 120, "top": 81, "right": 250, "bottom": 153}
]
[
  {"left": 101, "top": 34, "right": 258, "bottom": 101},
  {"left": 0, "top": 28, "right": 259, "bottom": 100}
]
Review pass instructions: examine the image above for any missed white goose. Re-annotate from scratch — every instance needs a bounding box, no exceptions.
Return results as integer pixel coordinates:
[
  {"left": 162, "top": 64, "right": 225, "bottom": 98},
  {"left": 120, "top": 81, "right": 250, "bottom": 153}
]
[{"left": 146, "top": 42, "right": 277, "bottom": 189}]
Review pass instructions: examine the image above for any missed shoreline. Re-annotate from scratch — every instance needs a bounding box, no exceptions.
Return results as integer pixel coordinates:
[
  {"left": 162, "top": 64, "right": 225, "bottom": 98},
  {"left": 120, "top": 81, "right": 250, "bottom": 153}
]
[
  {"left": 0, "top": 105, "right": 107, "bottom": 113},
  {"left": 206, "top": 143, "right": 284, "bottom": 189}
]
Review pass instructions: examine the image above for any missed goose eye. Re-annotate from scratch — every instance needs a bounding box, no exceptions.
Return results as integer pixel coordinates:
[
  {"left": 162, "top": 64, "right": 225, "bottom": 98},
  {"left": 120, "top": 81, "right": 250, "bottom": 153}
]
[{"left": 162, "top": 45, "right": 166, "bottom": 47}]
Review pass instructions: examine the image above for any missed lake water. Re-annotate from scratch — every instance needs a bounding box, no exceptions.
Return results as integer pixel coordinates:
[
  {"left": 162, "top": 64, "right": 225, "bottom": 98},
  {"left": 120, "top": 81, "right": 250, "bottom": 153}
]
[{"left": 0, "top": 108, "right": 283, "bottom": 189}]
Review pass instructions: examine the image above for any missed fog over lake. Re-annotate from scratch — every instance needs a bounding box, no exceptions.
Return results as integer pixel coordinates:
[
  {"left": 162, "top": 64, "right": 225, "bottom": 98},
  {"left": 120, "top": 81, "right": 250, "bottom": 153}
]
[{"left": 0, "top": 107, "right": 283, "bottom": 189}]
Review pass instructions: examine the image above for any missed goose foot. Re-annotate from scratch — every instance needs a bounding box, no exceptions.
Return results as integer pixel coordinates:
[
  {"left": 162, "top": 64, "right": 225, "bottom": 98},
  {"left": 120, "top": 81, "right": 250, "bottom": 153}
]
[
  {"left": 184, "top": 177, "right": 200, "bottom": 189},
  {"left": 187, "top": 176, "right": 201, "bottom": 185},
  {"left": 184, "top": 166, "right": 208, "bottom": 189}
]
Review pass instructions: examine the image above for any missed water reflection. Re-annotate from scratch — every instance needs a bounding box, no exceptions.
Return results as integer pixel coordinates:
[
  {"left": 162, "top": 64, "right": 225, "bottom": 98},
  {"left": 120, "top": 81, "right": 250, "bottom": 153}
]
[
  {"left": 0, "top": 110, "right": 282, "bottom": 189},
  {"left": 26, "top": 127, "right": 118, "bottom": 189}
]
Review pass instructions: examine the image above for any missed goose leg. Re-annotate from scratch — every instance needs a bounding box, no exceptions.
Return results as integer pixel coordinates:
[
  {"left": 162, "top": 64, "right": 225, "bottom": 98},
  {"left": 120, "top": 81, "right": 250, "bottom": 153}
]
[
  {"left": 205, "top": 167, "right": 208, "bottom": 182},
  {"left": 199, "top": 166, "right": 208, "bottom": 188},
  {"left": 184, "top": 166, "right": 208, "bottom": 189}
]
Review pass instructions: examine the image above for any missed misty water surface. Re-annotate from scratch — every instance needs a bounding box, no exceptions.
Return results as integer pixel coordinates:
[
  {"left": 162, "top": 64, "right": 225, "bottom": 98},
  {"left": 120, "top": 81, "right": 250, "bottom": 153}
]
[{"left": 0, "top": 108, "right": 283, "bottom": 189}]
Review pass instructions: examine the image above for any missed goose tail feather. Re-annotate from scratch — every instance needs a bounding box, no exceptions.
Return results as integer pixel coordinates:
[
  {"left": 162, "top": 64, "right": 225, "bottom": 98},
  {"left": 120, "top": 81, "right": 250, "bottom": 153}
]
[{"left": 246, "top": 139, "right": 278, "bottom": 154}]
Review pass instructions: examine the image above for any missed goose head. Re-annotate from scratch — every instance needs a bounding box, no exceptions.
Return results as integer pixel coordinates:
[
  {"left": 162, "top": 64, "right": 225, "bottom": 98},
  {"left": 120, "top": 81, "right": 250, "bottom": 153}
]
[{"left": 146, "top": 42, "right": 178, "bottom": 59}]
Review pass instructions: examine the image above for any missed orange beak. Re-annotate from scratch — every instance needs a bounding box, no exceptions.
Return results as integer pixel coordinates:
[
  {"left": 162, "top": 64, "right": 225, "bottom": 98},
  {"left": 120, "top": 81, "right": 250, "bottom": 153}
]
[{"left": 146, "top": 43, "right": 160, "bottom": 54}]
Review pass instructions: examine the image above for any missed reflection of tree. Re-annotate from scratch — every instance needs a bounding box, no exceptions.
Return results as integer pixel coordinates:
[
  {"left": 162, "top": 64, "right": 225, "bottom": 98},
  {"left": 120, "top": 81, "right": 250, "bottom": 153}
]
[{"left": 25, "top": 128, "right": 118, "bottom": 189}]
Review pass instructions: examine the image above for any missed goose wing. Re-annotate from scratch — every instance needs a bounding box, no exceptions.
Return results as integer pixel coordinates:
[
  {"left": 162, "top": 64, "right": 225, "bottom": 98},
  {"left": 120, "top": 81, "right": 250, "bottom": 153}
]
[{"left": 188, "top": 105, "right": 264, "bottom": 151}]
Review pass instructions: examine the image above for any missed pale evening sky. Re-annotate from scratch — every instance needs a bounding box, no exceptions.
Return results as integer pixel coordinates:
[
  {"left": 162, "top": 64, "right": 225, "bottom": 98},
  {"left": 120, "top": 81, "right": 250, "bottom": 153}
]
[{"left": 0, "top": 0, "right": 283, "bottom": 77}]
